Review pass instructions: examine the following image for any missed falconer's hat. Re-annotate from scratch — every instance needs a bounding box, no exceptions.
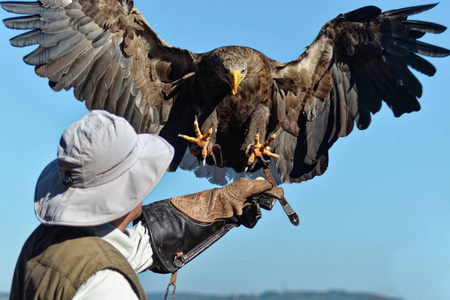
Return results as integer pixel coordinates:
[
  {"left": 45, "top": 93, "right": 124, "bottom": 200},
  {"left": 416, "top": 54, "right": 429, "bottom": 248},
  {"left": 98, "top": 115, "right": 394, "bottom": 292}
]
[{"left": 34, "top": 110, "right": 174, "bottom": 226}]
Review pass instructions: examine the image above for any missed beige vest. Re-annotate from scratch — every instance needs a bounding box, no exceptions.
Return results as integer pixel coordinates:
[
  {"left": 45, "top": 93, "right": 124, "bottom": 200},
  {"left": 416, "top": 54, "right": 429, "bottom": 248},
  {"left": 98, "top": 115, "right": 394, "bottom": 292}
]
[{"left": 10, "top": 224, "right": 148, "bottom": 300}]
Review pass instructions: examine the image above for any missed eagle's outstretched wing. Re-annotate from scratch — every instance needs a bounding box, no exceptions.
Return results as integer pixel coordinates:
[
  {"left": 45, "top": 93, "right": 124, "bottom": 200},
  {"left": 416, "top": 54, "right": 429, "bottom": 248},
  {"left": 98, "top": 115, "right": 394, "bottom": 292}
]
[
  {"left": 270, "top": 4, "right": 449, "bottom": 183},
  {"left": 1, "top": 0, "right": 197, "bottom": 134},
  {"left": 2, "top": 1, "right": 449, "bottom": 186}
]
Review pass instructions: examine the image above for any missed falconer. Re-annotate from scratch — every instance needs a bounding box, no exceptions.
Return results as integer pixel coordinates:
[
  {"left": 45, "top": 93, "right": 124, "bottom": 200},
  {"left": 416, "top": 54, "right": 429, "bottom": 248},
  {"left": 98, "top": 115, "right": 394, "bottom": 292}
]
[{"left": 10, "top": 110, "right": 283, "bottom": 300}]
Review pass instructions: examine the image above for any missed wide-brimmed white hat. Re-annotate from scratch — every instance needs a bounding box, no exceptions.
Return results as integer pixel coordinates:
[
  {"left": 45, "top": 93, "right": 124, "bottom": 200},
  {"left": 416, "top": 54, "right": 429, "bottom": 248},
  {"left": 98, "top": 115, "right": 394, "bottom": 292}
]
[{"left": 34, "top": 110, "right": 174, "bottom": 226}]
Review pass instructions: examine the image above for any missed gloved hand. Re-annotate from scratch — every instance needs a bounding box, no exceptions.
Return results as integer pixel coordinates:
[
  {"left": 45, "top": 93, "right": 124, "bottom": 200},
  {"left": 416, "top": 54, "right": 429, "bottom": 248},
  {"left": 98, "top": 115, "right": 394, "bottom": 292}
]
[
  {"left": 170, "top": 177, "right": 277, "bottom": 225},
  {"left": 138, "top": 178, "right": 283, "bottom": 274}
]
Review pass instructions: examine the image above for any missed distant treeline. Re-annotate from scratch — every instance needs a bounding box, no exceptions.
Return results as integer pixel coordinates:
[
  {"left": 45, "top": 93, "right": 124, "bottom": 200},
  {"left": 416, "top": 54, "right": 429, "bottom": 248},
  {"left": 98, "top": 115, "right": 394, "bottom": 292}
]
[
  {"left": 147, "top": 290, "right": 402, "bottom": 300},
  {"left": 0, "top": 290, "right": 402, "bottom": 300}
]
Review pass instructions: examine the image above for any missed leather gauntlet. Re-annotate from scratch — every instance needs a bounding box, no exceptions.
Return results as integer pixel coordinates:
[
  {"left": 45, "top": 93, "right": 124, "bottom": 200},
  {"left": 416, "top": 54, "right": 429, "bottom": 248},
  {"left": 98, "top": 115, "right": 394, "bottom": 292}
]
[{"left": 138, "top": 178, "right": 283, "bottom": 274}]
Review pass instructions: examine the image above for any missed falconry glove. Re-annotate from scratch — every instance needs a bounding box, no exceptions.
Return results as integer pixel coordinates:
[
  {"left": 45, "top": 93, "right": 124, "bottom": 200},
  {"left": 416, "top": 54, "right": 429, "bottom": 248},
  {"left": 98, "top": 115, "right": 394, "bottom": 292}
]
[{"left": 138, "top": 178, "right": 283, "bottom": 274}]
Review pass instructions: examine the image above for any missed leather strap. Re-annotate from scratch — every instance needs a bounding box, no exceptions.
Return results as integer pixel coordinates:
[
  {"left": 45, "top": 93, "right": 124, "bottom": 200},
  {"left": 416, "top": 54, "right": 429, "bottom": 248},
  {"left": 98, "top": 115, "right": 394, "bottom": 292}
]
[
  {"left": 164, "top": 272, "right": 177, "bottom": 300},
  {"left": 263, "top": 168, "right": 300, "bottom": 226}
]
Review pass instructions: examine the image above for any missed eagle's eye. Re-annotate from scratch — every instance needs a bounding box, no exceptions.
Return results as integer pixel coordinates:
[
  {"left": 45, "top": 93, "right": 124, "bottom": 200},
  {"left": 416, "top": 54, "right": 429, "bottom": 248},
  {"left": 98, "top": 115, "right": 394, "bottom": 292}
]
[{"left": 241, "top": 69, "right": 246, "bottom": 74}]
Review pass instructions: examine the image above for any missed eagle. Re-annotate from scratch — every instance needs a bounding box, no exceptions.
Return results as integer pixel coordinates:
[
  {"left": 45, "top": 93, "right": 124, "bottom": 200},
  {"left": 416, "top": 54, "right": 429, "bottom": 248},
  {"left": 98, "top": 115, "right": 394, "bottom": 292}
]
[{"left": 2, "top": 0, "right": 449, "bottom": 186}]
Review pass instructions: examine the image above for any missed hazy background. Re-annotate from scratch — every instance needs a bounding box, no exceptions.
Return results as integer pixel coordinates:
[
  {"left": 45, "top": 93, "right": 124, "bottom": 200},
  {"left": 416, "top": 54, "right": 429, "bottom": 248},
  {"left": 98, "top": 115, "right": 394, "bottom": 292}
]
[{"left": 1, "top": 1, "right": 449, "bottom": 299}]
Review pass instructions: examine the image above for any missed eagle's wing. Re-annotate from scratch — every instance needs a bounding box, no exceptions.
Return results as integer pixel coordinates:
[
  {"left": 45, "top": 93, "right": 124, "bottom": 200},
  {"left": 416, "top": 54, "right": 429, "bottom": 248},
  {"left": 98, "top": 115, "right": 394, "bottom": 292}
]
[
  {"left": 271, "top": 4, "right": 449, "bottom": 184},
  {"left": 2, "top": 0, "right": 197, "bottom": 134}
]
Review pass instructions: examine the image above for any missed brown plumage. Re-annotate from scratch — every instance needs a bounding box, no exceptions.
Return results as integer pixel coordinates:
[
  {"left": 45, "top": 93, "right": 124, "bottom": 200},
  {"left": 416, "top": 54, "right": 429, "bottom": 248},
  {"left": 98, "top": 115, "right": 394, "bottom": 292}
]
[{"left": 2, "top": 1, "right": 449, "bottom": 185}]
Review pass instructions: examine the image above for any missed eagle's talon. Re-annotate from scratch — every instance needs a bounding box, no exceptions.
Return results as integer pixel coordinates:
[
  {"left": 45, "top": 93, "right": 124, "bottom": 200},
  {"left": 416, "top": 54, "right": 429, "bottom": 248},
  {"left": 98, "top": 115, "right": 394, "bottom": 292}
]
[
  {"left": 245, "top": 143, "right": 253, "bottom": 156},
  {"left": 179, "top": 117, "right": 213, "bottom": 164},
  {"left": 246, "top": 133, "right": 279, "bottom": 168},
  {"left": 260, "top": 156, "right": 271, "bottom": 164}
]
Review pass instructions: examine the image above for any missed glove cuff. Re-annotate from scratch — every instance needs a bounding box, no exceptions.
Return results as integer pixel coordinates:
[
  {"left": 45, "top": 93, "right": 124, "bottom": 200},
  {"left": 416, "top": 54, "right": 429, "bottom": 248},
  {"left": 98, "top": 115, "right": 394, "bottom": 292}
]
[{"left": 138, "top": 199, "right": 238, "bottom": 274}]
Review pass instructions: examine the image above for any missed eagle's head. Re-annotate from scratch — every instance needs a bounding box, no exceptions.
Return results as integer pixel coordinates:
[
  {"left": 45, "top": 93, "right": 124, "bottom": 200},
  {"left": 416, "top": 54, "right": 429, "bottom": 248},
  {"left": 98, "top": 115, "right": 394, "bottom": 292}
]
[{"left": 209, "top": 47, "right": 248, "bottom": 95}]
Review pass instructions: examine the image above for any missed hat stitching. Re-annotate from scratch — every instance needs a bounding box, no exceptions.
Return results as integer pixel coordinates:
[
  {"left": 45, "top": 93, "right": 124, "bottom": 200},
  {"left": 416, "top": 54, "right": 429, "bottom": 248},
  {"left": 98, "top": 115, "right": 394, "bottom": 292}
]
[{"left": 93, "top": 147, "right": 134, "bottom": 178}]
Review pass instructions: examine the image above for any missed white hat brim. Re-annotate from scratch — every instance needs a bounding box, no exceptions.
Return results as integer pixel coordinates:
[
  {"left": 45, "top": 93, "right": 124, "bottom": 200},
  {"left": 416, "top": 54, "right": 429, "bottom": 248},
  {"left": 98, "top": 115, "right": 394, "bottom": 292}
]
[{"left": 34, "top": 134, "right": 174, "bottom": 226}]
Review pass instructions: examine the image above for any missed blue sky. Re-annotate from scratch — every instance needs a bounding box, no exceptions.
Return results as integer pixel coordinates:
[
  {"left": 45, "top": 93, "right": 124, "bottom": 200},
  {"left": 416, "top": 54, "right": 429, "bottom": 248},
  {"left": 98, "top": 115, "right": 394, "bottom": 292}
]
[{"left": 1, "top": 0, "right": 449, "bottom": 299}]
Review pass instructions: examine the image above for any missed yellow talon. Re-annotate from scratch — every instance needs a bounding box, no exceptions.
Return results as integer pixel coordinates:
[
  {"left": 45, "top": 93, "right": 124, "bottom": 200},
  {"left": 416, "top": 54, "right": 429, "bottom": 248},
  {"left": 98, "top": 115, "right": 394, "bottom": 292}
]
[
  {"left": 179, "top": 117, "right": 212, "bottom": 161},
  {"left": 247, "top": 133, "right": 279, "bottom": 166}
]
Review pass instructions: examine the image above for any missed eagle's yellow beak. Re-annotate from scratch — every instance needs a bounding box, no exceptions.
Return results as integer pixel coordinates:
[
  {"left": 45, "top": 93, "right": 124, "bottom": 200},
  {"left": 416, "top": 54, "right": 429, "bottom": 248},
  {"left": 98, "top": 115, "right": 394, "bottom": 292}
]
[{"left": 229, "top": 70, "right": 244, "bottom": 95}]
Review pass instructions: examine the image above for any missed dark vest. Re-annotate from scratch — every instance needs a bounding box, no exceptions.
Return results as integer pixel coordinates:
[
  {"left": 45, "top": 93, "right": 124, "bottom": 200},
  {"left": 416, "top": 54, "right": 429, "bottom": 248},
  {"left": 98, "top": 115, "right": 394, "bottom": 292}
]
[{"left": 10, "top": 224, "right": 148, "bottom": 300}]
